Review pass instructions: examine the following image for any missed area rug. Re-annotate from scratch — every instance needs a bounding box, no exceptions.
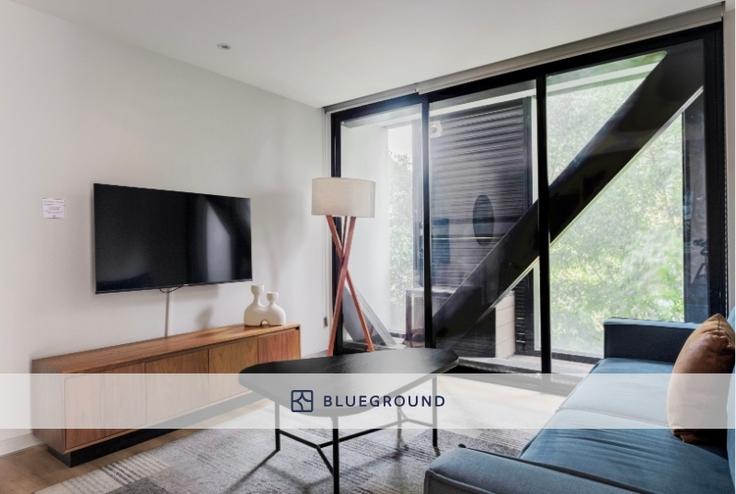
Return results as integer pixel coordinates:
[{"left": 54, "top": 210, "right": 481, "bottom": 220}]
[{"left": 38, "top": 428, "right": 536, "bottom": 494}]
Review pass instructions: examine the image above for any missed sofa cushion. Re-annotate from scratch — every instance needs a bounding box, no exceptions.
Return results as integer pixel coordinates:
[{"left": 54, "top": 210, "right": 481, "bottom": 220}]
[
  {"left": 603, "top": 319, "right": 697, "bottom": 362},
  {"left": 425, "top": 446, "right": 632, "bottom": 494},
  {"left": 668, "top": 314, "right": 735, "bottom": 443},
  {"left": 671, "top": 313, "right": 734, "bottom": 374},
  {"left": 522, "top": 409, "right": 732, "bottom": 494},
  {"left": 592, "top": 357, "right": 674, "bottom": 374},
  {"left": 559, "top": 358, "right": 672, "bottom": 425}
]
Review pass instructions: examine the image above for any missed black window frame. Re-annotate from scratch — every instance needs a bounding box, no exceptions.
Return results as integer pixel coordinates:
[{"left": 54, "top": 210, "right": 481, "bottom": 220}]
[{"left": 329, "top": 23, "right": 728, "bottom": 366}]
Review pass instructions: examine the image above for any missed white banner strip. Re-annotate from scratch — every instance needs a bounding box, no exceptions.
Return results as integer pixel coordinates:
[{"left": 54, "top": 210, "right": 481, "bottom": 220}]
[{"left": 1, "top": 373, "right": 732, "bottom": 430}]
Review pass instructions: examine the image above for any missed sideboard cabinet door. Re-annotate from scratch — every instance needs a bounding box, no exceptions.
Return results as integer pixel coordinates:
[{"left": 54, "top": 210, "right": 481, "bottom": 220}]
[
  {"left": 258, "top": 329, "right": 300, "bottom": 363},
  {"left": 145, "top": 350, "right": 208, "bottom": 423}
]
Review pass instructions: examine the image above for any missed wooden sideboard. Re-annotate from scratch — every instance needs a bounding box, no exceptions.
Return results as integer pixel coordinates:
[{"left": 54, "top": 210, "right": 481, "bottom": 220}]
[{"left": 31, "top": 323, "right": 300, "bottom": 465}]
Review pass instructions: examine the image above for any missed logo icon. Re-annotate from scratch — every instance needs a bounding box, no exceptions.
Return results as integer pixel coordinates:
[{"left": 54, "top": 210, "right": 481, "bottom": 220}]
[{"left": 291, "top": 390, "right": 313, "bottom": 412}]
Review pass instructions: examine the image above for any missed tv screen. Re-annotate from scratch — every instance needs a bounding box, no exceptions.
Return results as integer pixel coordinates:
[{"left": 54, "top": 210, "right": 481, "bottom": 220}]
[{"left": 94, "top": 184, "right": 252, "bottom": 293}]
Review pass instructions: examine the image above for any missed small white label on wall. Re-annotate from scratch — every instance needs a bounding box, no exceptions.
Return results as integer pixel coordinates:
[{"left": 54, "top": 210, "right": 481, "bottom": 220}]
[{"left": 42, "top": 198, "right": 65, "bottom": 219}]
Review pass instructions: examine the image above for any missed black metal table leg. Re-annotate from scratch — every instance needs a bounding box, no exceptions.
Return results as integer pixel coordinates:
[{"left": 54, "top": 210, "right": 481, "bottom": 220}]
[
  {"left": 274, "top": 402, "right": 281, "bottom": 452},
  {"left": 432, "top": 376, "right": 438, "bottom": 448},
  {"left": 396, "top": 406, "right": 402, "bottom": 442},
  {"left": 332, "top": 417, "right": 340, "bottom": 494}
]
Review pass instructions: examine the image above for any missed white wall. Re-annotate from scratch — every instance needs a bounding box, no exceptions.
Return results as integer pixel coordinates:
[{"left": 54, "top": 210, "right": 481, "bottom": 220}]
[{"left": 0, "top": 0, "right": 327, "bottom": 449}]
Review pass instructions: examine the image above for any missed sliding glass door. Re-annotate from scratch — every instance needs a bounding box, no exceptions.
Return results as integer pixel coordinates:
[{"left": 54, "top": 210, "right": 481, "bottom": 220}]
[
  {"left": 330, "top": 24, "right": 726, "bottom": 369},
  {"left": 546, "top": 40, "right": 715, "bottom": 363}
]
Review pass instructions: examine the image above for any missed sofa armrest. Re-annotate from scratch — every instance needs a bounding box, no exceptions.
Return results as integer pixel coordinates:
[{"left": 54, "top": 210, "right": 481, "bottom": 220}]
[
  {"left": 424, "top": 448, "right": 632, "bottom": 494},
  {"left": 603, "top": 318, "right": 698, "bottom": 363}
]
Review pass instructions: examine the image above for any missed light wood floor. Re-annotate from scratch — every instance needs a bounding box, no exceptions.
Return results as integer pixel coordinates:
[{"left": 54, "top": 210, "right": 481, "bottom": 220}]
[{"left": 0, "top": 430, "right": 195, "bottom": 494}]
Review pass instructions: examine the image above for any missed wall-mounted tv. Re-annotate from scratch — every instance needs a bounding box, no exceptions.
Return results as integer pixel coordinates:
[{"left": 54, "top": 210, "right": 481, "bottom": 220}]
[{"left": 94, "top": 184, "right": 252, "bottom": 293}]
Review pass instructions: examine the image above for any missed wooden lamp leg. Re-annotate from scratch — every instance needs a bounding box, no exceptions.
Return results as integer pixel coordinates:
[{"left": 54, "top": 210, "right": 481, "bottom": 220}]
[
  {"left": 326, "top": 216, "right": 375, "bottom": 353},
  {"left": 327, "top": 216, "right": 354, "bottom": 356}
]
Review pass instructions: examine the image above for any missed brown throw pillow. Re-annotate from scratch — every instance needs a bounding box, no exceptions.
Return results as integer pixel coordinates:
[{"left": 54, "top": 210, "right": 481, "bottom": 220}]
[{"left": 667, "top": 314, "right": 735, "bottom": 443}]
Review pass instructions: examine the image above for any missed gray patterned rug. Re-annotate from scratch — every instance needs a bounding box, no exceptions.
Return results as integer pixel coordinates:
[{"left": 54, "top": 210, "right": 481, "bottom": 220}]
[{"left": 39, "top": 428, "right": 535, "bottom": 494}]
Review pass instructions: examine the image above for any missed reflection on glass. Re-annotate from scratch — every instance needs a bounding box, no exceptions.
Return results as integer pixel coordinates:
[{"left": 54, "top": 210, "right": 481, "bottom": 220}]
[
  {"left": 429, "top": 81, "right": 542, "bottom": 371},
  {"left": 340, "top": 105, "right": 422, "bottom": 348},
  {"left": 546, "top": 41, "right": 709, "bottom": 360}
]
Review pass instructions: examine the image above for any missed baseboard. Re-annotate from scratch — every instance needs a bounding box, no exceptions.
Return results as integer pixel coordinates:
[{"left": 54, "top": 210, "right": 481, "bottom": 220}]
[
  {"left": 0, "top": 433, "right": 41, "bottom": 457},
  {"left": 49, "top": 429, "right": 172, "bottom": 467}
]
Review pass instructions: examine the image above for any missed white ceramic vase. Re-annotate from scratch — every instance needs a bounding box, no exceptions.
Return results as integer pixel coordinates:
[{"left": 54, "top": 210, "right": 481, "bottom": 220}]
[
  {"left": 244, "top": 284, "right": 268, "bottom": 326},
  {"left": 264, "top": 291, "right": 287, "bottom": 325}
]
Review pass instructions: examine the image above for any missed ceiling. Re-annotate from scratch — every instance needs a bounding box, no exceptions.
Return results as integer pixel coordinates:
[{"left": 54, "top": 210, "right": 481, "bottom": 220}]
[{"left": 15, "top": 0, "right": 717, "bottom": 108}]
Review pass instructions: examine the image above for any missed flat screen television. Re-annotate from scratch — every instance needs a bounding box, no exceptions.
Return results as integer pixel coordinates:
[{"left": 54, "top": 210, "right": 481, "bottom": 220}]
[{"left": 94, "top": 184, "right": 252, "bottom": 293}]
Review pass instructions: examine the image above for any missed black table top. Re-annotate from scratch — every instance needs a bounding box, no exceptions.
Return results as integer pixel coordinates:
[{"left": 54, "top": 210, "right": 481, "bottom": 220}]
[
  {"left": 242, "top": 348, "right": 458, "bottom": 375},
  {"left": 239, "top": 348, "right": 458, "bottom": 417}
]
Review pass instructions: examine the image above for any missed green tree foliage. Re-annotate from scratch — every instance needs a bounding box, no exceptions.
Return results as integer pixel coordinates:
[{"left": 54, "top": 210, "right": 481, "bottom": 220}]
[
  {"left": 388, "top": 152, "right": 414, "bottom": 310},
  {"left": 547, "top": 76, "right": 685, "bottom": 356}
]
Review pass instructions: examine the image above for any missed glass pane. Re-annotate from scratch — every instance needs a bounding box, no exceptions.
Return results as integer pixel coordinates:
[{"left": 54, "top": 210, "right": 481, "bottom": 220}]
[
  {"left": 546, "top": 51, "right": 666, "bottom": 183},
  {"left": 546, "top": 40, "right": 709, "bottom": 361},
  {"left": 339, "top": 104, "right": 422, "bottom": 349},
  {"left": 428, "top": 81, "right": 542, "bottom": 371}
]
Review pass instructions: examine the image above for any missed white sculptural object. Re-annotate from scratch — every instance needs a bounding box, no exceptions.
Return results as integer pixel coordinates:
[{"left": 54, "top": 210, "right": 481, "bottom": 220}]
[
  {"left": 244, "top": 284, "right": 268, "bottom": 326},
  {"left": 264, "top": 291, "right": 287, "bottom": 325},
  {"left": 244, "top": 285, "right": 287, "bottom": 326}
]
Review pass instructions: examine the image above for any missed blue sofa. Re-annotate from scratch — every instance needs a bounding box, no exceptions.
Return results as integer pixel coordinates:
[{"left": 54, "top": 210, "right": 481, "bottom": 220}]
[{"left": 425, "top": 318, "right": 736, "bottom": 494}]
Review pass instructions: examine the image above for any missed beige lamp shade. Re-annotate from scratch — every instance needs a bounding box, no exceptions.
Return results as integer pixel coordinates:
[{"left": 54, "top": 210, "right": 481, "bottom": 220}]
[{"left": 311, "top": 177, "right": 376, "bottom": 218}]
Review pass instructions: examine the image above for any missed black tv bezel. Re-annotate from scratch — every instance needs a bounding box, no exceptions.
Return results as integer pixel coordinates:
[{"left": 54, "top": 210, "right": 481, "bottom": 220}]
[{"left": 93, "top": 183, "right": 253, "bottom": 294}]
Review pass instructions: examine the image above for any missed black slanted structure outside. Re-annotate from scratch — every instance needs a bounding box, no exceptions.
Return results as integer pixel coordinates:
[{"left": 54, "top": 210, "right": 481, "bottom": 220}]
[{"left": 431, "top": 41, "right": 705, "bottom": 350}]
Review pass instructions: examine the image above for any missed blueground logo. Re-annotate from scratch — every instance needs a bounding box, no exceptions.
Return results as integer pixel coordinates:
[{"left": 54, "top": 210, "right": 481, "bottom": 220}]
[
  {"left": 323, "top": 394, "right": 445, "bottom": 408},
  {"left": 290, "top": 389, "right": 444, "bottom": 411},
  {"left": 290, "top": 390, "right": 314, "bottom": 412}
]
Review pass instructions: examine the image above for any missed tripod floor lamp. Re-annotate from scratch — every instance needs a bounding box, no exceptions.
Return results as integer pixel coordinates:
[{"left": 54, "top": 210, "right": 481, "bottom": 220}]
[{"left": 312, "top": 177, "right": 376, "bottom": 356}]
